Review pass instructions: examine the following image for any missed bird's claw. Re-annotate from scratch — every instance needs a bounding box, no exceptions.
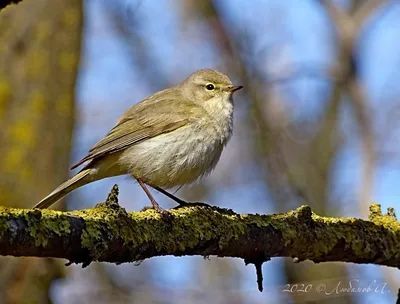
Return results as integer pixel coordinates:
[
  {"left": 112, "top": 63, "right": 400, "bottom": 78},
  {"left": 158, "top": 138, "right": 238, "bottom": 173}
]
[{"left": 140, "top": 204, "right": 170, "bottom": 215}]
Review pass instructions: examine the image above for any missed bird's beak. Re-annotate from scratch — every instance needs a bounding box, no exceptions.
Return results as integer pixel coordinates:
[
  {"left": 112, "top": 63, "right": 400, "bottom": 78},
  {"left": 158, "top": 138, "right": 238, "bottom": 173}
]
[{"left": 226, "top": 85, "right": 243, "bottom": 93}]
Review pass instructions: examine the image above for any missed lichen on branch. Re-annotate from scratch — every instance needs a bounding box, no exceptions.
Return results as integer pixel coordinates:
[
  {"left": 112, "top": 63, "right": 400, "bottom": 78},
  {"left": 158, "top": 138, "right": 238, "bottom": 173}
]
[{"left": 0, "top": 185, "right": 399, "bottom": 279}]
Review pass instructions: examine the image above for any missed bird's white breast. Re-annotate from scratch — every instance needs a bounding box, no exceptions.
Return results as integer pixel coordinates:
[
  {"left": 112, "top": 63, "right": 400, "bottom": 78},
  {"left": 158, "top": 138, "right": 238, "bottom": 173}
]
[{"left": 119, "top": 96, "right": 233, "bottom": 188}]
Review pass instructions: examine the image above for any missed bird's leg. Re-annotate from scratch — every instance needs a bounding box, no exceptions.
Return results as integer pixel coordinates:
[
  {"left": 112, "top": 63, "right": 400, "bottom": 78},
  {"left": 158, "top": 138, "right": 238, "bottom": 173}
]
[
  {"left": 136, "top": 178, "right": 167, "bottom": 214},
  {"left": 152, "top": 186, "right": 212, "bottom": 209}
]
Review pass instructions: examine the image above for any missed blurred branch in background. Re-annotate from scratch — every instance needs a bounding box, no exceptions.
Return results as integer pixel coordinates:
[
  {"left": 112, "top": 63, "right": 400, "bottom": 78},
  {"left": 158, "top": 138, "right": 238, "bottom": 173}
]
[
  {"left": 103, "top": 0, "right": 170, "bottom": 91},
  {"left": 0, "top": 0, "right": 82, "bottom": 302},
  {"left": 317, "top": 0, "right": 387, "bottom": 217}
]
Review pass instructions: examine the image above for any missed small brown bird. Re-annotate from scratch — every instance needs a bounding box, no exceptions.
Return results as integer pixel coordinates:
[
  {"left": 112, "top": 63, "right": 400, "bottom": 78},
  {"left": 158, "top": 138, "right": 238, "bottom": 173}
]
[{"left": 34, "top": 69, "right": 242, "bottom": 212}]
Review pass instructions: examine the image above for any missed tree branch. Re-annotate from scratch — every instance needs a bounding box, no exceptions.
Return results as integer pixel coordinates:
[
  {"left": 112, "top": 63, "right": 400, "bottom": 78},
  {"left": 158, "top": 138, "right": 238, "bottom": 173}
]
[{"left": 0, "top": 185, "right": 399, "bottom": 290}]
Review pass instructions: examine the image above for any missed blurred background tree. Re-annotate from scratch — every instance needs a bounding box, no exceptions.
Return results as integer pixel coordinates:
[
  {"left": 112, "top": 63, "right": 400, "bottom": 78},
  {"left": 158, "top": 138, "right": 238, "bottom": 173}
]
[
  {"left": 0, "top": 0, "right": 82, "bottom": 303},
  {"left": 1, "top": 0, "right": 400, "bottom": 303}
]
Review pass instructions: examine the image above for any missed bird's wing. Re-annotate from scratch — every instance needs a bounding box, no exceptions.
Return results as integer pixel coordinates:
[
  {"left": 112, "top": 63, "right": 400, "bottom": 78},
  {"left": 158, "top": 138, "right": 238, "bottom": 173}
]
[{"left": 71, "top": 97, "right": 198, "bottom": 169}]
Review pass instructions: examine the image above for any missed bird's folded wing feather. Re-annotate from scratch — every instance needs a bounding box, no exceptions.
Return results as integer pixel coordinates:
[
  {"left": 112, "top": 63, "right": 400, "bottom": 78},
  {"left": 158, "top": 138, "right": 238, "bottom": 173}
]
[{"left": 71, "top": 97, "right": 198, "bottom": 169}]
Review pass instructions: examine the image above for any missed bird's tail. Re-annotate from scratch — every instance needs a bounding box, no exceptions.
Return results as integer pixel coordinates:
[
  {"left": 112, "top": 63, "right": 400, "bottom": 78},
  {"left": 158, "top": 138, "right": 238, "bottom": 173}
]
[{"left": 33, "top": 169, "right": 92, "bottom": 209}]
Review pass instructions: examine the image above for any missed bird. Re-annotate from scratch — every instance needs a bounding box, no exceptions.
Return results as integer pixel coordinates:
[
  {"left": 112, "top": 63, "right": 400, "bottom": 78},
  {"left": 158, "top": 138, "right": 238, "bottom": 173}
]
[{"left": 33, "top": 69, "right": 242, "bottom": 212}]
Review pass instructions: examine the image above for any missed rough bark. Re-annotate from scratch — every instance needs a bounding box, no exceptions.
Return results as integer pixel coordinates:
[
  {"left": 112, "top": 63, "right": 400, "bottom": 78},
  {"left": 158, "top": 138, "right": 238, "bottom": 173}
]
[
  {"left": 0, "top": 0, "right": 82, "bottom": 302},
  {"left": 0, "top": 185, "right": 399, "bottom": 291}
]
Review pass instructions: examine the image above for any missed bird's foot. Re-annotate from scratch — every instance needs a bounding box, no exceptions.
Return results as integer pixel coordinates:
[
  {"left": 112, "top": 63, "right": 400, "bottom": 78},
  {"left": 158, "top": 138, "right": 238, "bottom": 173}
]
[
  {"left": 140, "top": 197, "right": 169, "bottom": 215},
  {"left": 137, "top": 178, "right": 169, "bottom": 215},
  {"left": 140, "top": 203, "right": 169, "bottom": 215}
]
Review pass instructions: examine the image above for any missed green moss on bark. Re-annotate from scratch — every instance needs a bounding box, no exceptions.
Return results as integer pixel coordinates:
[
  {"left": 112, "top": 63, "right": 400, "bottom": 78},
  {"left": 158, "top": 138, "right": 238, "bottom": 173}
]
[
  {"left": 0, "top": 206, "right": 72, "bottom": 247},
  {"left": 73, "top": 186, "right": 251, "bottom": 260},
  {"left": 25, "top": 209, "right": 71, "bottom": 247},
  {"left": 0, "top": 187, "right": 399, "bottom": 268}
]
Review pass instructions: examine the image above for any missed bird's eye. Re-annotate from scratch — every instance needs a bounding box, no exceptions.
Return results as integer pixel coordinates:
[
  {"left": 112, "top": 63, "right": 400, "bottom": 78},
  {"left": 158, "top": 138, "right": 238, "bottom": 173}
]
[{"left": 206, "top": 83, "right": 215, "bottom": 90}]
